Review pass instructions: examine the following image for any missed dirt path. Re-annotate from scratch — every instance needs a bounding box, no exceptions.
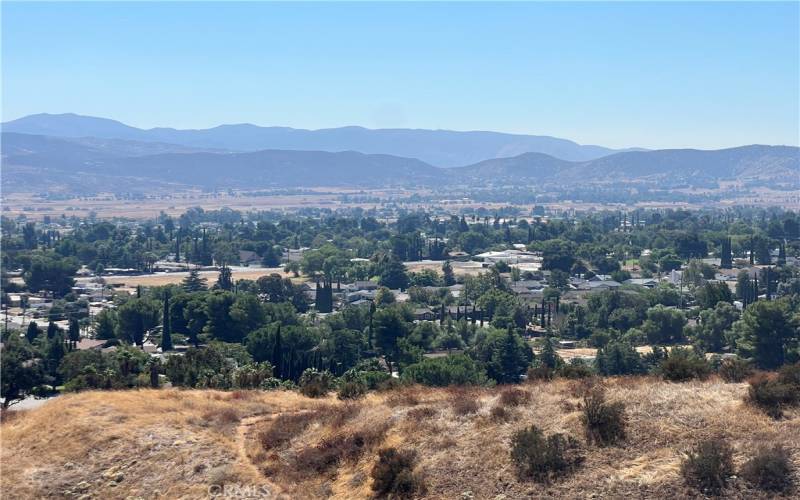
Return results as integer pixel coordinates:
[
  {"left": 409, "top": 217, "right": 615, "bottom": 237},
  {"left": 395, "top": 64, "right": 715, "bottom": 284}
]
[{"left": 234, "top": 409, "right": 316, "bottom": 499}]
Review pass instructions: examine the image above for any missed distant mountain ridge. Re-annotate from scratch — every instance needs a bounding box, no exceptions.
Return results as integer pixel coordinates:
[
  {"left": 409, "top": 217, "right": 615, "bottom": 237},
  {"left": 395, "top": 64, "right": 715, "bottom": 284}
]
[
  {"left": 2, "top": 113, "right": 641, "bottom": 166},
  {"left": 2, "top": 132, "right": 797, "bottom": 195}
]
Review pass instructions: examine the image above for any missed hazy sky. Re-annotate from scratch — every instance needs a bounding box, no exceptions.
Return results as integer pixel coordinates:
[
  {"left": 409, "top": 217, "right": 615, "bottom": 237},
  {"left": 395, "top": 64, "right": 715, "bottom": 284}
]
[{"left": 2, "top": 1, "right": 798, "bottom": 149}]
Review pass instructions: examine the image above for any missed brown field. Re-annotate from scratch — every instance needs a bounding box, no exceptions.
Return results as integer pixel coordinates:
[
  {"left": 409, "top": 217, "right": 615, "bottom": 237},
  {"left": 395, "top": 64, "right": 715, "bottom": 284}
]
[
  {"left": 4, "top": 185, "right": 796, "bottom": 221},
  {"left": 95, "top": 267, "right": 292, "bottom": 289},
  {"left": 2, "top": 378, "right": 798, "bottom": 499}
]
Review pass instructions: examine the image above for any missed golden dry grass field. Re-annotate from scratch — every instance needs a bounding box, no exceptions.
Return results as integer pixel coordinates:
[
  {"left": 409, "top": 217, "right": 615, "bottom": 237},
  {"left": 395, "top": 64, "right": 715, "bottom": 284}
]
[{"left": 1, "top": 378, "right": 798, "bottom": 499}]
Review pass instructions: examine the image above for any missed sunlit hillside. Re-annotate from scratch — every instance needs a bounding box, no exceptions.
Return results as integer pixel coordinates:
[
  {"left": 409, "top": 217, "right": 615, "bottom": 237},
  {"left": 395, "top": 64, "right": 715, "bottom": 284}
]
[{"left": 2, "top": 378, "right": 798, "bottom": 499}]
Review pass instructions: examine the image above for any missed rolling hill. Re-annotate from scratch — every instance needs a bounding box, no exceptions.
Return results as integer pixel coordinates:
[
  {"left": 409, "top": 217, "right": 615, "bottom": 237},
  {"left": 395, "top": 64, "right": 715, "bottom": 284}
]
[
  {"left": 2, "top": 132, "right": 797, "bottom": 194},
  {"left": 2, "top": 379, "right": 797, "bottom": 499},
  {"left": 2, "top": 113, "right": 637, "bottom": 166}
]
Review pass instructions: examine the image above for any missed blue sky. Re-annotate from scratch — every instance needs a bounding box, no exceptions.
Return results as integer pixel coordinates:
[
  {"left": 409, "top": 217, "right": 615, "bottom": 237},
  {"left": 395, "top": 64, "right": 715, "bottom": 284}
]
[{"left": 2, "top": 1, "right": 798, "bottom": 149}]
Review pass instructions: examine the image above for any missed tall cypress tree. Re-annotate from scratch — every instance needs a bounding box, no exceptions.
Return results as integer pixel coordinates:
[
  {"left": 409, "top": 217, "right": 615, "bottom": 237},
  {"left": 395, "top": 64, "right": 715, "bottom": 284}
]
[
  {"left": 25, "top": 321, "right": 40, "bottom": 343},
  {"left": 161, "top": 292, "right": 172, "bottom": 351},
  {"left": 46, "top": 321, "right": 59, "bottom": 339},
  {"left": 720, "top": 237, "right": 732, "bottom": 269},
  {"left": 272, "top": 325, "right": 282, "bottom": 378},
  {"left": 68, "top": 318, "right": 80, "bottom": 349}
]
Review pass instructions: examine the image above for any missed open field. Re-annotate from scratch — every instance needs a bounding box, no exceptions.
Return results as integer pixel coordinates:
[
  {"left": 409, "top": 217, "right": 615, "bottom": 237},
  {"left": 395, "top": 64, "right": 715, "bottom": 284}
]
[
  {"left": 89, "top": 266, "right": 292, "bottom": 289},
  {"left": 4, "top": 185, "right": 798, "bottom": 221},
  {"left": 2, "top": 378, "right": 798, "bottom": 499}
]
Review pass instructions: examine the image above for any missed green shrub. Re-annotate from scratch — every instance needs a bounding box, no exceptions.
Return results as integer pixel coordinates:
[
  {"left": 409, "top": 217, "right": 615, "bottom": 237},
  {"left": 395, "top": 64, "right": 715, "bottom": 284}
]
[
  {"left": 337, "top": 380, "right": 367, "bottom": 400},
  {"left": 681, "top": 439, "right": 734, "bottom": 494},
  {"left": 526, "top": 365, "right": 554, "bottom": 382},
  {"left": 580, "top": 387, "right": 626, "bottom": 446},
  {"left": 510, "top": 425, "right": 583, "bottom": 483},
  {"left": 370, "top": 447, "right": 425, "bottom": 497},
  {"left": 299, "top": 368, "right": 334, "bottom": 398},
  {"left": 717, "top": 357, "right": 753, "bottom": 383},
  {"left": 659, "top": 347, "right": 711, "bottom": 382},
  {"left": 558, "top": 359, "right": 595, "bottom": 379},
  {"left": 260, "top": 377, "right": 296, "bottom": 390},
  {"left": 594, "top": 340, "right": 645, "bottom": 376},
  {"left": 401, "top": 354, "right": 488, "bottom": 387},
  {"left": 740, "top": 445, "right": 794, "bottom": 492}
]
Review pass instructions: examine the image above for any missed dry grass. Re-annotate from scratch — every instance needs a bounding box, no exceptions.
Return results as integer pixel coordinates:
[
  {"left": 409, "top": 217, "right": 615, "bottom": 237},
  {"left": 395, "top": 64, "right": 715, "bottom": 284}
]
[{"left": 2, "top": 379, "right": 799, "bottom": 499}]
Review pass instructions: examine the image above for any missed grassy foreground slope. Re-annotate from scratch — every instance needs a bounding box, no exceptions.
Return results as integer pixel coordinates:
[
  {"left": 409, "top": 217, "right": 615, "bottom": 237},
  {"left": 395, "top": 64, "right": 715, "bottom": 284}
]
[{"left": 2, "top": 378, "right": 798, "bottom": 499}]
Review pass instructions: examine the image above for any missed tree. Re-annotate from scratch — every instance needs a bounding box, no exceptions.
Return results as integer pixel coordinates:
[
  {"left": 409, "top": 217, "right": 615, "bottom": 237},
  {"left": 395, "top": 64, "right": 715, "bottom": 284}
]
[
  {"left": 595, "top": 340, "right": 645, "bottom": 375},
  {"left": 25, "top": 321, "right": 41, "bottom": 344},
  {"left": 1, "top": 336, "right": 45, "bottom": 409},
  {"left": 733, "top": 299, "right": 798, "bottom": 369},
  {"left": 642, "top": 305, "right": 686, "bottom": 345},
  {"left": 658, "top": 254, "right": 682, "bottom": 273},
  {"left": 379, "top": 259, "right": 409, "bottom": 290},
  {"left": 182, "top": 269, "right": 208, "bottom": 292},
  {"left": 373, "top": 307, "right": 410, "bottom": 374},
  {"left": 23, "top": 254, "right": 78, "bottom": 297},
  {"left": 46, "top": 321, "right": 60, "bottom": 340},
  {"left": 401, "top": 354, "right": 488, "bottom": 386},
  {"left": 44, "top": 333, "right": 67, "bottom": 379},
  {"left": 216, "top": 264, "right": 233, "bottom": 291},
  {"left": 695, "top": 282, "right": 733, "bottom": 310},
  {"left": 473, "top": 327, "right": 533, "bottom": 383},
  {"left": 117, "top": 298, "right": 159, "bottom": 346},
  {"left": 68, "top": 318, "right": 81, "bottom": 348},
  {"left": 93, "top": 309, "right": 117, "bottom": 340},
  {"left": 720, "top": 237, "right": 732, "bottom": 269},
  {"left": 442, "top": 260, "right": 456, "bottom": 286},
  {"left": 161, "top": 292, "right": 173, "bottom": 351},
  {"left": 540, "top": 239, "right": 577, "bottom": 272},
  {"left": 693, "top": 302, "right": 740, "bottom": 353}
]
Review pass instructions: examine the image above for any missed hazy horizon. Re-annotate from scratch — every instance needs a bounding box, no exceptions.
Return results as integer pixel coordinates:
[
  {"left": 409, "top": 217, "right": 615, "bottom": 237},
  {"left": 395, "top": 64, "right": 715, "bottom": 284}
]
[{"left": 3, "top": 2, "right": 798, "bottom": 150}]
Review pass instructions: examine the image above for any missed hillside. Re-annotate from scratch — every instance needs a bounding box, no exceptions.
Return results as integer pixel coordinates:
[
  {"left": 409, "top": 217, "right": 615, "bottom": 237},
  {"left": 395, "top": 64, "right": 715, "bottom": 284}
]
[
  {"left": 453, "top": 146, "right": 800, "bottom": 186},
  {"left": 2, "top": 113, "right": 635, "bottom": 165},
  {"left": 3, "top": 132, "right": 797, "bottom": 194},
  {"left": 2, "top": 378, "right": 798, "bottom": 499}
]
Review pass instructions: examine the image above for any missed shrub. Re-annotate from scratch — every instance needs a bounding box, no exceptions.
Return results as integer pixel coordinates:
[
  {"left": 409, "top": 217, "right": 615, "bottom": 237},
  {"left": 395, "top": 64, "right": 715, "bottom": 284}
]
[
  {"left": 778, "top": 362, "right": 800, "bottom": 387},
  {"left": 401, "top": 354, "right": 489, "bottom": 387},
  {"left": 659, "top": 348, "right": 711, "bottom": 382},
  {"left": 451, "top": 397, "right": 480, "bottom": 416},
  {"left": 490, "top": 405, "right": 511, "bottom": 421},
  {"left": 370, "top": 447, "right": 425, "bottom": 498},
  {"left": 294, "top": 423, "right": 389, "bottom": 475},
  {"left": 299, "top": 368, "right": 335, "bottom": 398},
  {"left": 510, "top": 425, "right": 583, "bottom": 483},
  {"left": 259, "top": 412, "right": 315, "bottom": 450},
  {"left": 747, "top": 372, "right": 799, "bottom": 419},
  {"left": 407, "top": 406, "right": 437, "bottom": 420},
  {"left": 681, "top": 439, "right": 734, "bottom": 494},
  {"left": 717, "top": 357, "right": 753, "bottom": 383},
  {"left": 337, "top": 380, "right": 367, "bottom": 400},
  {"left": 385, "top": 387, "right": 420, "bottom": 407},
  {"left": 580, "top": 387, "right": 626, "bottom": 446},
  {"left": 740, "top": 445, "right": 794, "bottom": 492},
  {"left": 498, "top": 387, "right": 530, "bottom": 407},
  {"left": 260, "top": 377, "right": 296, "bottom": 390},
  {"left": 526, "top": 365, "right": 554, "bottom": 382},
  {"left": 558, "top": 359, "right": 595, "bottom": 379}
]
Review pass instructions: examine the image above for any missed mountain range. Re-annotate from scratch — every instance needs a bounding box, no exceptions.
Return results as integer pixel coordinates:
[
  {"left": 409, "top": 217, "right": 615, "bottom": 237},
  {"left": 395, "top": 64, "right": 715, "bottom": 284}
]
[
  {"left": 2, "top": 113, "right": 639, "bottom": 166},
  {"left": 2, "top": 129, "right": 797, "bottom": 195}
]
